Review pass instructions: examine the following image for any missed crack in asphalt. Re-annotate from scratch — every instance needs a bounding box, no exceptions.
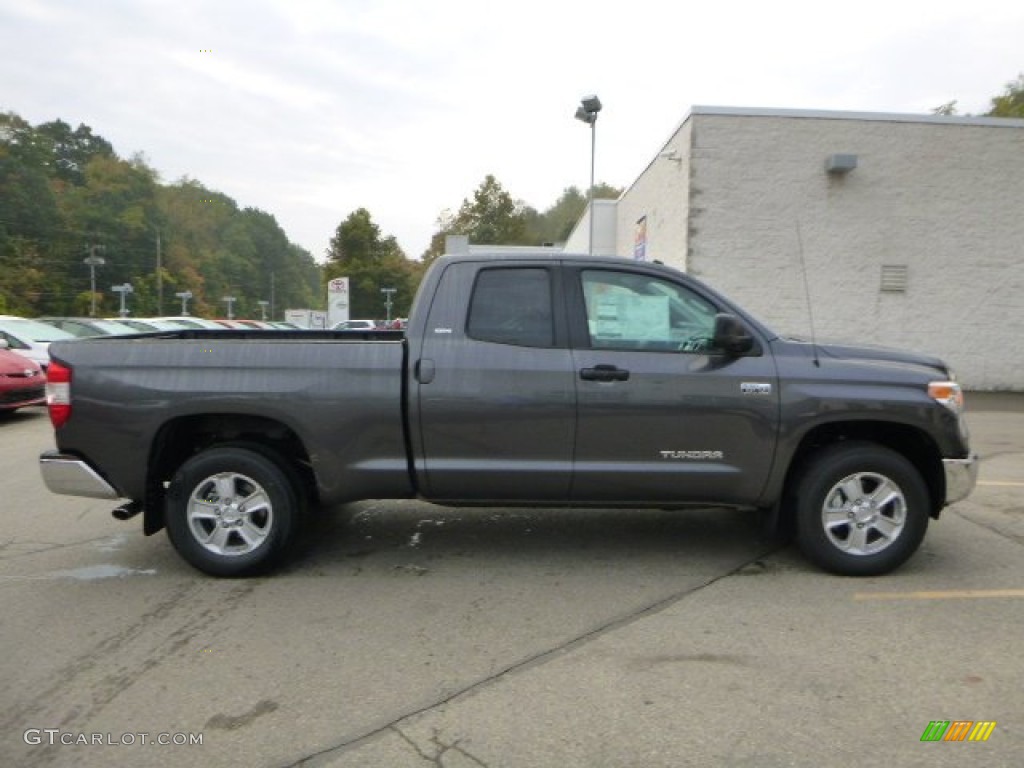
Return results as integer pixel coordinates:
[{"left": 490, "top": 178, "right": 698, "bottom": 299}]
[
  {"left": 951, "top": 507, "right": 1024, "bottom": 547},
  {"left": 0, "top": 533, "right": 133, "bottom": 562},
  {"left": 0, "top": 580, "right": 258, "bottom": 766},
  {"left": 286, "top": 544, "right": 782, "bottom": 767},
  {"left": 391, "top": 725, "right": 490, "bottom": 767}
]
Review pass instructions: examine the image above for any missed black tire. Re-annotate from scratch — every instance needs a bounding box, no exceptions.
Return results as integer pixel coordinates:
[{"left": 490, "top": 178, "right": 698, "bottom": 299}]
[
  {"left": 165, "top": 445, "right": 302, "bottom": 577},
  {"left": 793, "top": 441, "right": 929, "bottom": 576}
]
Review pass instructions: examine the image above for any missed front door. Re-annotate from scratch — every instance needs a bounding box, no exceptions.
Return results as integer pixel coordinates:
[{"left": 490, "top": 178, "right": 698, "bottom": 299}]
[{"left": 568, "top": 266, "right": 779, "bottom": 505}]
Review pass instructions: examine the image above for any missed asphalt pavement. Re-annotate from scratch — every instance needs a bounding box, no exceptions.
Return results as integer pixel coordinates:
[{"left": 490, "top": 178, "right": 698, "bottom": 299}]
[{"left": 0, "top": 394, "right": 1021, "bottom": 768}]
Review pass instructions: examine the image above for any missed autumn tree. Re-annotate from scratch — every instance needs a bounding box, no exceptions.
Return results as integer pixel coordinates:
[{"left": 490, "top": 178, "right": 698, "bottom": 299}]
[{"left": 0, "top": 111, "right": 320, "bottom": 319}]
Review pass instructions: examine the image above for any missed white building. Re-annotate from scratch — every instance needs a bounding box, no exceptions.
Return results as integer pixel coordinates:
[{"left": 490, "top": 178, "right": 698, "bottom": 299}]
[{"left": 564, "top": 106, "right": 1024, "bottom": 391}]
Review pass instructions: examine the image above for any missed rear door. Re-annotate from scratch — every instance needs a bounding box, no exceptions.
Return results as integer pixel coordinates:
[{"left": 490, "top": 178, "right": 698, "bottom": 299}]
[
  {"left": 567, "top": 264, "right": 779, "bottom": 505},
  {"left": 413, "top": 260, "right": 577, "bottom": 502}
]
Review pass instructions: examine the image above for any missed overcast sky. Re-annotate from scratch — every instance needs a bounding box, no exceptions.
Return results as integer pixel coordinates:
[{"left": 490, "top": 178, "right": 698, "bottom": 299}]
[{"left": 2, "top": 0, "right": 1021, "bottom": 261}]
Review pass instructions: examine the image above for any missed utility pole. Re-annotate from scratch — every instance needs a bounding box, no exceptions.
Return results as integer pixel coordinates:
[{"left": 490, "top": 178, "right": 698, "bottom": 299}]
[
  {"left": 156, "top": 230, "right": 163, "bottom": 315},
  {"left": 83, "top": 244, "right": 106, "bottom": 317},
  {"left": 380, "top": 287, "right": 396, "bottom": 323}
]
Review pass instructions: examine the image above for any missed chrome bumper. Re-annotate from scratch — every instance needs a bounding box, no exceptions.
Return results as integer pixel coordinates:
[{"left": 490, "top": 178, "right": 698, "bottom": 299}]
[
  {"left": 943, "top": 454, "right": 979, "bottom": 505},
  {"left": 39, "top": 451, "right": 122, "bottom": 500}
]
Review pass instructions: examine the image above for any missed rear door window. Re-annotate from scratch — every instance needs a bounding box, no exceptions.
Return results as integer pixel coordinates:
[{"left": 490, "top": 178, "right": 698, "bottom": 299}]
[{"left": 467, "top": 268, "right": 555, "bottom": 348}]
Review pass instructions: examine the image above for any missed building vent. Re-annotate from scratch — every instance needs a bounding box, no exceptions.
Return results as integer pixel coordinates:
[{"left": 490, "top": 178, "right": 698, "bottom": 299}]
[
  {"left": 880, "top": 265, "right": 908, "bottom": 293},
  {"left": 825, "top": 154, "right": 858, "bottom": 174}
]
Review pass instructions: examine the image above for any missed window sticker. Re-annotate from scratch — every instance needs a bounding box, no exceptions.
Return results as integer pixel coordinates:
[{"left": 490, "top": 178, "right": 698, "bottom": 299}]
[{"left": 591, "top": 294, "right": 669, "bottom": 342}]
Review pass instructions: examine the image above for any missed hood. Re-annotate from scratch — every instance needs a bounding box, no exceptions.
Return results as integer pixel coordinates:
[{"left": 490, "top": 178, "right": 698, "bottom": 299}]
[
  {"left": 0, "top": 348, "right": 43, "bottom": 375},
  {"left": 815, "top": 341, "right": 949, "bottom": 375},
  {"left": 774, "top": 337, "right": 953, "bottom": 382}
]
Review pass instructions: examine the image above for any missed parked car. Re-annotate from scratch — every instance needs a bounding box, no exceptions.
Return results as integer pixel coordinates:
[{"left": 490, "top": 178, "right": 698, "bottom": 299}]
[
  {"left": 234, "top": 319, "right": 276, "bottom": 330},
  {"left": 0, "top": 316, "right": 76, "bottom": 369},
  {"left": 145, "top": 316, "right": 226, "bottom": 330},
  {"left": 38, "top": 317, "right": 141, "bottom": 338},
  {"left": 330, "top": 319, "right": 377, "bottom": 330},
  {"left": 115, "top": 318, "right": 185, "bottom": 332},
  {"left": 0, "top": 340, "right": 45, "bottom": 412}
]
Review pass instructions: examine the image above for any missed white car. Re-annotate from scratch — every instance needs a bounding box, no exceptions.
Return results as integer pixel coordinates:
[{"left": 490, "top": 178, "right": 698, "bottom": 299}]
[
  {"left": 0, "top": 316, "right": 76, "bottom": 369},
  {"left": 331, "top": 319, "right": 378, "bottom": 331},
  {"left": 143, "top": 316, "right": 227, "bottom": 330}
]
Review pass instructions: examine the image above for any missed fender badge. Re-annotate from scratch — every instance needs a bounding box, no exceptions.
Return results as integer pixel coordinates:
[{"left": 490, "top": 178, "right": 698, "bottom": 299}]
[{"left": 741, "top": 382, "right": 772, "bottom": 395}]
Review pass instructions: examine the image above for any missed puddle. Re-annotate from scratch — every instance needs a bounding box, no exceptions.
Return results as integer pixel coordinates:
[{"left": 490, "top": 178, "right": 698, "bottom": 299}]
[{"left": 94, "top": 535, "right": 128, "bottom": 553}]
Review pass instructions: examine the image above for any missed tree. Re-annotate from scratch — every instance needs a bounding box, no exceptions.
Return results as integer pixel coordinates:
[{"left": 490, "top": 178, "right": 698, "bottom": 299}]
[
  {"left": 325, "top": 208, "right": 420, "bottom": 318},
  {"left": 419, "top": 175, "right": 529, "bottom": 262},
  {"left": 421, "top": 177, "right": 624, "bottom": 263},
  {"left": 35, "top": 119, "right": 114, "bottom": 186},
  {"left": 986, "top": 74, "right": 1024, "bottom": 118}
]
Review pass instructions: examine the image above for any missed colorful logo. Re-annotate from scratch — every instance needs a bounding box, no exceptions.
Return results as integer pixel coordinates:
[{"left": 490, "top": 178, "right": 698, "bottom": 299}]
[{"left": 920, "top": 721, "right": 996, "bottom": 742}]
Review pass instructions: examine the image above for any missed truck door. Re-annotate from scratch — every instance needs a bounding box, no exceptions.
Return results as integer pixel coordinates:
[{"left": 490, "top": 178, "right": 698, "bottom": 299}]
[
  {"left": 567, "top": 265, "right": 779, "bottom": 505},
  {"left": 413, "top": 261, "right": 576, "bottom": 502}
]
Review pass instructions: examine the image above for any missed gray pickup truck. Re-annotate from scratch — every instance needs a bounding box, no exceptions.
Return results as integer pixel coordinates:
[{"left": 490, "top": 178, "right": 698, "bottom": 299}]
[{"left": 40, "top": 253, "right": 978, "bottom": 577}]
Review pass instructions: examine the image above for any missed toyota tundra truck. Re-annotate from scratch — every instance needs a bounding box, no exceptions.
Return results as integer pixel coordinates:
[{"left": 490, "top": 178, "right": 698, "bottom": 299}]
[{"left": 39, "top": 253, "right": 978, "bottom": 577}]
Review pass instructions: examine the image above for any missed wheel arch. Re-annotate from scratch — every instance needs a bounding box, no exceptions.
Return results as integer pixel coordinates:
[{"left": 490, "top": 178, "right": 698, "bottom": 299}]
[
  {"left": 780, "top": 420, "right": 944, "bottom": 519},
  {"left": 143, "top": 413, "right": 316, "bottom": 536}
]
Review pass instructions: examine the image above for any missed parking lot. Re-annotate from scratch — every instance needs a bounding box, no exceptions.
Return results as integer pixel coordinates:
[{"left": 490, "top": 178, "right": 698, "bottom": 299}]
[{"left": 1, "top": 395, "right": 1021, "bottom": 768}]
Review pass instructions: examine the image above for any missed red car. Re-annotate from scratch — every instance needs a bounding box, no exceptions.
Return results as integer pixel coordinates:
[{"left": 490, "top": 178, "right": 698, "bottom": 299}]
[{"left": 0, "top": 344, "right": 45, "bottom": 412}]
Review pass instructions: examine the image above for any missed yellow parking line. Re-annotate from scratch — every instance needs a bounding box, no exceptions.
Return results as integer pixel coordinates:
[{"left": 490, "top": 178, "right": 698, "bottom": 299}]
[
  {"left": 854, "top": 589, "right": 1024, "bottom": 601},
  {"left": 978, "top": 481, "right": 1024, "bottom": 487}
]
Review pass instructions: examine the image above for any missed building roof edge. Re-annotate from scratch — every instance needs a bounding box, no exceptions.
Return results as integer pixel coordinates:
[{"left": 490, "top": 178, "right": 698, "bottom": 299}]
[{"left": 689, "top": 105, "right": 1024, "bottom": 128}]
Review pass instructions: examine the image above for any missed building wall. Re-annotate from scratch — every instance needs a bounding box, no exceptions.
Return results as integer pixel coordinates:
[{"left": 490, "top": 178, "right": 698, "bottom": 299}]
[
  {"left": 563, "top": 198, "right": 620, "bottom": 256},
  {"left": 620, "top": 107, "right": 1024, "bottom": 390},
  {"left": 615, "top": 119, "right": 693, "bottom": 269}
]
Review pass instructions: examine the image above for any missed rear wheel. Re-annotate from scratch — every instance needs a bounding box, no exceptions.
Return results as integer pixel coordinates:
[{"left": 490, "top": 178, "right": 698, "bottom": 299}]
[
  {"left": 166, "top": 445, "right": 301, "bottom": 577},
  {"left": 794, "top": 441, "right": 929, "bottom": 576}
]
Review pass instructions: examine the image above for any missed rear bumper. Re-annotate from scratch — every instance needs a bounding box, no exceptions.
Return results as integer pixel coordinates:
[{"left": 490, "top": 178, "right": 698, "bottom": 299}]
[
  {"left": 39, "top": 451, "right": 122, "bottom": 500},
  {"left": 943, "top": 454, "right": 979, "bottom": 505}
]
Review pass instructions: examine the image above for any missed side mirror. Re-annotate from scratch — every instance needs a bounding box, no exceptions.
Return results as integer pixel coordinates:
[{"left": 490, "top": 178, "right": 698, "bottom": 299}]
[{"left": 713, "top": 313, "right": 755, "bottom": 356}]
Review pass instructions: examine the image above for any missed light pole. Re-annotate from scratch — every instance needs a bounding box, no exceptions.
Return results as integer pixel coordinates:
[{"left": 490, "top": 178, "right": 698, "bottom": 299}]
[
  {"left": 222, "top": 296, "right": 236, "bottom": 320},
  {"left": 175, "top": 290, "right": 193, "bottom": 315},
  {"left": 257, "top": 300, "right": 269, "bottom": 321},
  {"left": 380, "top": 287, "right": 396, "bottom": 324},
  {"left": 111, "top": 283, "right": 134, "bottom": 317},
  {"left": 574, "top": 94, "right": 602, "bottom": 256},
  {"left": 83, "top": 245, "right": 106, "bottom": 316}
]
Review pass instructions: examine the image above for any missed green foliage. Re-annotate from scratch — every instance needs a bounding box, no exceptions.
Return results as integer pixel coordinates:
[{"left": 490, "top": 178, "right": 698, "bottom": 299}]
[
  {"left": 420, "top": 177, "right": 623, "bottom": 263},
  {"left": 325, "top": 208, "right": 422, "bottom": 319},
  {"left": 986, "top": 74, "right": 1024, "bottom": 118},
  {"left": 0, "top": 111, "right": 320, "bottom": 320},
  {"left": 34, "top": 119, "right": 114, "bottom": 186}
]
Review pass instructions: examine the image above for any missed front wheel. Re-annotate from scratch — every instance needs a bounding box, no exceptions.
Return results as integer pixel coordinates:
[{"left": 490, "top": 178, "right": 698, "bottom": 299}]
[
  {"left": 793, "top": 442, "right": 930, "bottom": 576},
  {"left": 165, "top": 445, "right": 301, "bottom": 577}
]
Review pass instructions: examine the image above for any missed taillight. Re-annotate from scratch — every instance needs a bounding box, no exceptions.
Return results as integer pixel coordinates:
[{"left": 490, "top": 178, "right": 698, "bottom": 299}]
[{"left": 46, "top": 361, "right": 72, "bottom": 428}]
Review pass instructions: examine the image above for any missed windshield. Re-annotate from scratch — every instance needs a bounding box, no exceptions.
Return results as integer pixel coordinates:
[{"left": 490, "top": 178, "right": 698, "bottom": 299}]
[
  {"left": 1, "top": 317, "right": 76, "bottom": 342},
  {"left": 90, "top": 319, "right": 140, "bottom": 334}
]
